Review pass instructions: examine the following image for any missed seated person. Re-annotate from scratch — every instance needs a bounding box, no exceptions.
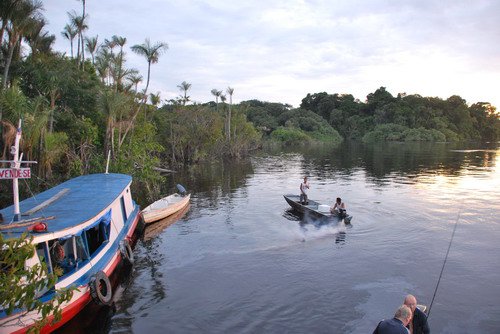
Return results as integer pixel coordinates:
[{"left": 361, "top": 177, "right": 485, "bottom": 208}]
[
  {"left": 51, "top": 241, "right": 75, "bottom": 275},
  {"left": 330, "top": 197, "right": 346, "bottom": 217}
]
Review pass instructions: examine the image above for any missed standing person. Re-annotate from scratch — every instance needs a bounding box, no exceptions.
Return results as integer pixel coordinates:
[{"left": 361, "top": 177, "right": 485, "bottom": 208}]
[
  {"left": 403, "top": 294, "right": 430, "bottom": 334},
  {"left": 299, "top": 176, "right": 309, "bottom": 204},
  {"left": 373, "top": 305, "right": 412, "bottom": 334},
  {"left": 330, "top": 197, "right": 346, "bottom": 217}
]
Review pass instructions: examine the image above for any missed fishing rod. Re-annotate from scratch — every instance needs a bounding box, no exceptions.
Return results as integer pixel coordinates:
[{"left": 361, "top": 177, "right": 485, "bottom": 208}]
[{"left": 427, "top": 209, "right": 461, "bottom": 317}]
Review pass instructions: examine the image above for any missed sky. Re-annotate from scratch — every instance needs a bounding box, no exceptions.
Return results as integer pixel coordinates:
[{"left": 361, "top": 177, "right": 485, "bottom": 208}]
[{"left": 41, "top": 0, "right": 500, "bottom": 108}]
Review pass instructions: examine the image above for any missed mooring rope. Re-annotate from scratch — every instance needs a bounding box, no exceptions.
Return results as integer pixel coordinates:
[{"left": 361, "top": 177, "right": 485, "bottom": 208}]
[{"left": 427, "top": 209, "right": 461, "bottom": 318}]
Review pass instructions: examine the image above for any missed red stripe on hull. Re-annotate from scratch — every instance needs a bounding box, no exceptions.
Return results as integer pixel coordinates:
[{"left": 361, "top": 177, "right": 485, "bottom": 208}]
[
  {"left": 127, "top": 213, "right": 141, "bottom": 239},
  {"left": 10, "top": 291, "right": 91, "bottom": 334},
  {"left": 106, "top": 252, "right": 121, "bottom": 276}
]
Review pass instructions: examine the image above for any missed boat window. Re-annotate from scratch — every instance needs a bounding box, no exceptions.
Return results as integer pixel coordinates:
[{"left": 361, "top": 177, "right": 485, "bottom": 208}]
[
  {"left": 48, "top": 238, "right": 77, "bottom": 277},
  {"left": 120, "top": 195, "right": 128, "bottom": 222},
  {"left": 75, "top": 234, "right": 89, "bottom": 264},
  {"left": 85, "top": 214, "right": 111, "bottom": 257},
  {"left": 35, "top": 242, "right": 50, "bottom": 273}
]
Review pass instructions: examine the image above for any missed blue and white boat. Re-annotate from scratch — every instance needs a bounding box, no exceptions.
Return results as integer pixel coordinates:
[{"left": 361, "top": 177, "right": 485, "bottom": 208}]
[{"left": 0, "top": 121, "right": 141, "bottom": 333}]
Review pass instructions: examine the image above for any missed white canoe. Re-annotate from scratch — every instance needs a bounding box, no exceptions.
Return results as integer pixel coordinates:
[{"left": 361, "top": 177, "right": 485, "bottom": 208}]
[{"left": 141, "top": 193, "right": 191, "bottom": 224}]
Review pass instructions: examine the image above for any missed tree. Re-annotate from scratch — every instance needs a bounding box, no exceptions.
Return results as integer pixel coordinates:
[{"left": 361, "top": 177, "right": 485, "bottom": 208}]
[
  {"left": 127, "top": 73, "right": 143, "bottom": 93},
  {"left": 211, "top": 89, "right": 222, "bottom": 112},
  {"left": 110, "top": 35, "right": 127, "bottom": 90},
  {"left": 61, "top": 24, "right": 77, "bottom": 58},
  {"left": 150, "top": 91, "right": 161, "bottom": 107},
  {"left": 85, "top": 35, "right": 99, "bottom": 65},
  {"left": 226, "top": 86, "right": 234, "bottom": 140},
  {"left": 120, "top": 39, "right": 167, "bottom": 151},
  {"left": 2, "top": 0, "right": 44, "bottom": 89},
  {"left": 0, "top": 0, "right": 20, "bottom": 48},
  {"left": 67, "top": 10, "right": 88, "bottom": 68},
  {"left": 130, "top": 38, "right": 168, "bottom": 95},
  {"left": 177, "top": 81, "right": 191, "bottom": 105},
  {"left": 78, "top": 0, "right": 86, "bottom": 18},
  {"left": 95, "top": 47, "right": 112, "bottom": 84},
  {"left": 365, "top": 87, "right": 395, "bottom": 115},
  {"left": 25, "top": 18, "right": 55, "bottom": 58},
  {"left": 40, "top": 131, "right": 69, "bottom": 179},
  {"left": 98, "top": 89, "right": 128, "bottom": 159},
  {"left": 112, "top": 35, "right": 127, "bottom": 55}
]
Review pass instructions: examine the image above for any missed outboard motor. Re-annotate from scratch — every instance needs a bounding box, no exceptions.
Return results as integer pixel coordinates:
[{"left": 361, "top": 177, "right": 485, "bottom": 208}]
[{"left": 176, "top": 184, "right": 187, "bottom": 196}]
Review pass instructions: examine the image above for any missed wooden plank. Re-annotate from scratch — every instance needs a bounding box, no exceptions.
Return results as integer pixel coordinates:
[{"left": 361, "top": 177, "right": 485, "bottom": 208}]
[
  {"left": 0, "top": 216, "right": 55, "bottom": 230},
  {"left": 22, "top": 188, "right": 69, "bottom": 216}
]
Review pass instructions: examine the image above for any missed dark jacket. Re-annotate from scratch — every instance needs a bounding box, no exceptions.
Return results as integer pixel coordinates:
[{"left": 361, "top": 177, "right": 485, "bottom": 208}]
[
  {"left": 373, "top": 318, "right": 409, "bottom": 334},
  {"left": 409, "top": 307, "right": 430, "bottom": 334}
]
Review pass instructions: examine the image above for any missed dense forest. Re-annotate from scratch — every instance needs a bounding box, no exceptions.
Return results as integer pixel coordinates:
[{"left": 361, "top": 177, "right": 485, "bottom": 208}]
[{"left": 1, "top": 1, "right": 499, "bottom": 207}]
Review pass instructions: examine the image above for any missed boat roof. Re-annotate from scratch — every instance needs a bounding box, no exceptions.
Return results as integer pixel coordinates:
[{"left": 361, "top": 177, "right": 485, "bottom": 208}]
[{"left": 0, "top": 173, "right": 132, "bottom": 240}]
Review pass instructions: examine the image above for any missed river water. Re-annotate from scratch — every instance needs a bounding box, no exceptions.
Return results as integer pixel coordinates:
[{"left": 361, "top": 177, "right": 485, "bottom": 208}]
[{"left": 66, "top": 141, "right": 500, "bottom": 333}]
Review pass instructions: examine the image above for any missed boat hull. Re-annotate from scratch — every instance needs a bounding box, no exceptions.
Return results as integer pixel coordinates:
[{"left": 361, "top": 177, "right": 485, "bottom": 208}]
[
  {"left": 141, "top": 194, "right": 191, "bottom": 224},
  {"left": 283, "top": 194, "right": 352, "bottom": 224},
  {"left": 0, "top": 173, "right": 142, "bottom": 333}
]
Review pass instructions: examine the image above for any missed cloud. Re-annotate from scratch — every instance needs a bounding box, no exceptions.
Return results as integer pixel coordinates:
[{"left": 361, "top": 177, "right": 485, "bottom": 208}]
[{"left": 42, "top": 0, "right": 500, "bottom": 108}]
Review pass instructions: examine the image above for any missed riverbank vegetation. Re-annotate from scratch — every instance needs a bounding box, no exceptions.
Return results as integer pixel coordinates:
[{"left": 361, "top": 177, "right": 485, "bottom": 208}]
[
  {"left": 0, "top": 0, "right": 499, "bottom": 205},
  {"left": 300, "top": 88, "right": 499, "bottom": 143}
]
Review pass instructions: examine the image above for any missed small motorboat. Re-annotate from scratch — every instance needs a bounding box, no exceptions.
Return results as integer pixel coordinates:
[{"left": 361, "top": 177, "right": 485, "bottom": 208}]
[
  {"left": 283, "top": 194, "right": 352, "bottom": 224},
  {"left": 141, "top": 186, "right": 190, "bottom": 224}
]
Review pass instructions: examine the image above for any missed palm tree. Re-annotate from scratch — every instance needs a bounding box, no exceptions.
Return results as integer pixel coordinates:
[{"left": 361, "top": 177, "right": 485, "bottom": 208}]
[
  {"left": 127, "top": 73, "right": 143, "bottom": 93},
  {"left": 131, "top": 38, "right": 168, "bottom": 95},
  {"left": 119, "top": 39, "right": 167, "bottom": 149},
  {"left": 211, "top": 89, "right": 222, "bottom": 112},
  {"left": 85, "top": 35, "right": 99, "bottom": 65},
  {"left": 0, "top": 0, "right": 21, "bottom": 48},
  {"left": 113, "top": 66, "right": 136, "bottom": 93},
  {"left": 26, "top": 19, "right": 55, "bottom": 57},
  {"left": 24, "top": 96, "right": 50, "bottom": 164},
  {"left": 226, "top": 86, "right": 234, "bottom": 140},
  {"left": 78, "top": 0, "right": 86, "bottom": 18},
  {"left": 61, "top": 24, "right": 77, "bottom": 58},
  {"left": 68, "top": 10, "right": 88, "bottom": 67},
  {"left": 103, "top": 37, "right": 117, "bottom": 56},
  {"left": 95, "top": 47, "right": 111, "bottom": 84},
  {"left": 150, "top": 92, "right": 161, "bottom": 106},
  {"left": 3, "top": 0, "right": 43, "bottom": 89},
  {"left": 109, "top": 35, "right": 127, "bottom": 90},
  {"left": 112, "top": 35, "right": 127, "bottom": 55},
  {"left": 41, "top": 132, "right": 68, "bottom": 180},
  {"left": 98, "top": 90, "right": 128, "bottom": 159},
  {"left": 177, "top": 81, "right": 191, "bottom": 105}
]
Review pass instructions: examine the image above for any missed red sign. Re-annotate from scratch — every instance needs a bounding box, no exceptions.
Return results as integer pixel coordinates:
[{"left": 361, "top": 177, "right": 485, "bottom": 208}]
[{"left": 0, "top": 168, "right": 31, "bottom": 179}]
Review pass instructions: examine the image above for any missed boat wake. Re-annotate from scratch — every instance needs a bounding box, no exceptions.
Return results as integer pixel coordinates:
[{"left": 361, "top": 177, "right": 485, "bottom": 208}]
[{"left": 282, "top": 218, "right": 347, "bottom": 243}]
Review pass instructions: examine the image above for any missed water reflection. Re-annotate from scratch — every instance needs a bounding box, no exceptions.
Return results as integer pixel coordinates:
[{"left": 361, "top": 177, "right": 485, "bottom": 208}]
[
  {"left": 264, "top": 141, "right": 498, "bottom": 188},
  {"left": 135, "top": 142, "right": 500, "bottom": 215},
  {"left": 142, "top": 204, "right": 190, "bottom": 241}
]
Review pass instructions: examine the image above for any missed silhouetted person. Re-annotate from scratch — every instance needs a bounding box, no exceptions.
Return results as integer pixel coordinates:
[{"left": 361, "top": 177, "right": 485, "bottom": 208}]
[
  {"left": 404, "top": 294, "right": 430, "bottom": 334},
  {"left": 373, "top": 305, "right": 412, "bottom": 334}
]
